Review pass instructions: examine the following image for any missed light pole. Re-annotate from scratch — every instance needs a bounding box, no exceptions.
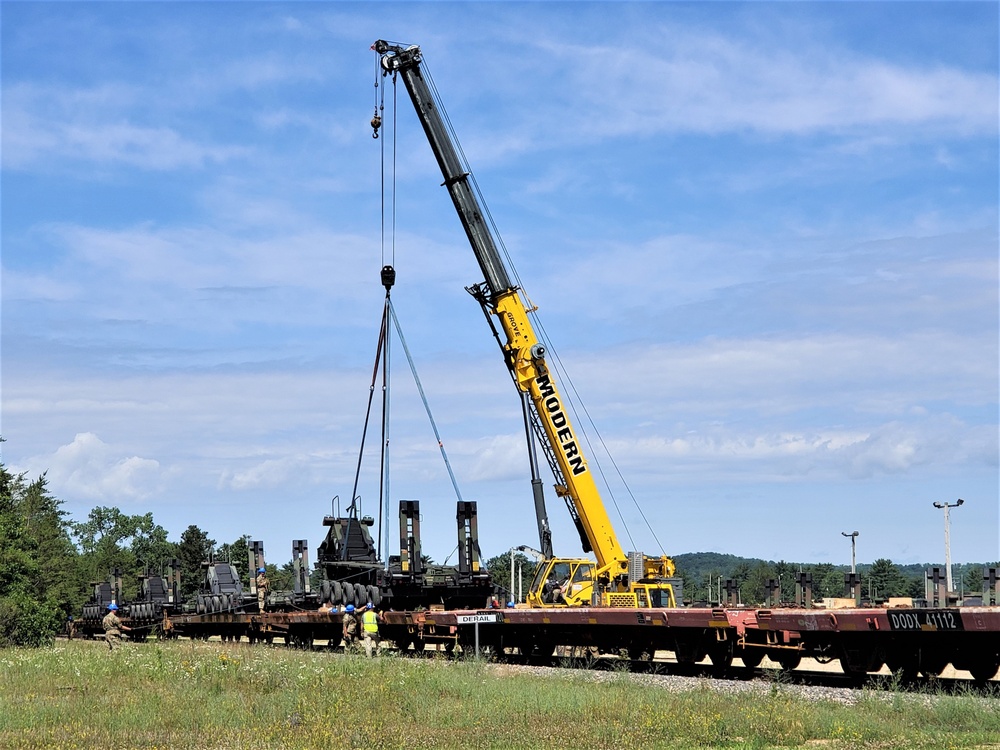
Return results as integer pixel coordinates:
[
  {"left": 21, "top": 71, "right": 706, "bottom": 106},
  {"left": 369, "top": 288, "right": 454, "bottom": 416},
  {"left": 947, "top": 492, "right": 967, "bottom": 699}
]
[
  {"left": 933, "top": 499, "right": 964, "bottom": 594},
  {"left": 508, "top": 547, "right": 516, "bottom": 605},
  {"left": 841, "top": 531, "right": 859, "bottom": 574}
]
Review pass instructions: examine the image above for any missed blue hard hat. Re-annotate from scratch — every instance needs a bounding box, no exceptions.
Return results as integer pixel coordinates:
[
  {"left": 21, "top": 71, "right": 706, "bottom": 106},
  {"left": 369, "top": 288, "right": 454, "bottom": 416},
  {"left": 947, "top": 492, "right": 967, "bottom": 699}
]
[
  {"left": 258, "top": 567, "right": 266, "bottom": 573},
  {"left": 366, "top": 602, "right": 373, "bottom": 609},
  {"left": 345, "top": 604, "right": 355, "bottom": 612},
  {"left": 507, "top": 601, "right": 515, "bottom": 608},
  {"left": 107, "top": 603, "right": 118, "bottom": 611}
]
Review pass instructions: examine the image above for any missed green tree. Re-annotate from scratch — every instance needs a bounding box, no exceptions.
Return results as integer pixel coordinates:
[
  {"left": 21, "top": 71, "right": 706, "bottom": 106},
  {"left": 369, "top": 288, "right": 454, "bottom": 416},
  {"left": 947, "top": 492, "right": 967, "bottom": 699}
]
[
  {"left": 773, "top": 560, "right": 796, "bottom": 603},
  {"left": 864, "top": 558, "right": 910, "bottom": 600},
  {"left": 962, "top": 563, "right": 1000, "bottom": 598},
  {"left": 483, "top": 552, "right": 537, "bottom": 604},
  {"left": 129, "top": 513, "right": 178, "bottom": 576},
  {"left": 804, "top": 563, "right": 838, "bottom": 599},
  {"left": 19, "top": 474, "right": 82, "bottom": 616},
  {"left": 742, "top": 562, "right": 777, "bottom": 605},
  {"left": 72, "top": 506, "right": 142, "bottom": 596},
  {"left": 177, "top": 525, "right": 215, "bottom": 600},
  {"left": 0, "top": 457, "right": 70, "bottom": 646}
]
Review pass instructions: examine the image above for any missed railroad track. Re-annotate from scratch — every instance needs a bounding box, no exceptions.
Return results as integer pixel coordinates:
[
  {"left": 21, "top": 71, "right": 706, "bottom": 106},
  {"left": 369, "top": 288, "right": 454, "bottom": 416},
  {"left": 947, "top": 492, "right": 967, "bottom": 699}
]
[{"left": 489, "top": 651, "right": 1000, "bottom": 696}]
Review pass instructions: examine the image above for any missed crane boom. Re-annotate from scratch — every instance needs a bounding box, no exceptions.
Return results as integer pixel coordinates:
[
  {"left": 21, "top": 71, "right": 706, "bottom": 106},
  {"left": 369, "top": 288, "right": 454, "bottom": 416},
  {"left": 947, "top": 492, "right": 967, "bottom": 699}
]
[{"left": 374, "top": 40, "right": 675, "bottom": 608}]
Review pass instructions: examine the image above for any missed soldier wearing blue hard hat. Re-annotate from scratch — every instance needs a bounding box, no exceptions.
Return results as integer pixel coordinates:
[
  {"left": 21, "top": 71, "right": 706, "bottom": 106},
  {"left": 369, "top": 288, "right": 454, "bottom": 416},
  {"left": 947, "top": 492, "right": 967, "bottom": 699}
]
[
  {"left": 342, "top": 603, "right": 359, "bottom": 650},
  {"left": 255, "top": 567, "right": 269, "bottom": 613},
  {"left": 102, "top": 603, "right": 129, "bottom": 650}
]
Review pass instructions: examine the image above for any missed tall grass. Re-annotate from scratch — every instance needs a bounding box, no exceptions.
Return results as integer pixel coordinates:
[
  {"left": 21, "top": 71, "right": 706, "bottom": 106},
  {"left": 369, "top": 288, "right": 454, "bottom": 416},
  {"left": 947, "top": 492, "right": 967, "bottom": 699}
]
[{"left": 0, "top": 640, "right": 997, "bottom": 749}]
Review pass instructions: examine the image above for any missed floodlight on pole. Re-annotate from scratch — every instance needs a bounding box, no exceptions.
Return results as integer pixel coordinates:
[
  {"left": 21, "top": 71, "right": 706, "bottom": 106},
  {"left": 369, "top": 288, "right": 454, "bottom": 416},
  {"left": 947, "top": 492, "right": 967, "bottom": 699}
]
[
  {"left": 932, "top": 499, "right": 964, "bottom": 594},
  {"left": 841, "top": 531, "right": 859, "bottom": 574}
]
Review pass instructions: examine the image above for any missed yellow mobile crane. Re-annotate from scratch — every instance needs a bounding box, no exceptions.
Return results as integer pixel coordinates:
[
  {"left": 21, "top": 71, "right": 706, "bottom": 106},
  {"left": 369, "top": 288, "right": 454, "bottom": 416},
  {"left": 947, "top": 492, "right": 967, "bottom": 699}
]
[{"left": 374, "top": 41, "right": 676, "bottom": 608}]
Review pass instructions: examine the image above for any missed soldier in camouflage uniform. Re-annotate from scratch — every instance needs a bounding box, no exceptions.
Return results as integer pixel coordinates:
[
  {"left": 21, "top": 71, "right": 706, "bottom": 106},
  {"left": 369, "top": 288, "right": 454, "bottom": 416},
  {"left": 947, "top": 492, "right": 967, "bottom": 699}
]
[
  {"left": 342, "top": 604, "right": 358, "bottom": 650},
  {"left": 102, "top": 603, "right": 129, "bottom": 650},
  {"left": 255, "top": 567, "right": 269, "bottom": 613}
]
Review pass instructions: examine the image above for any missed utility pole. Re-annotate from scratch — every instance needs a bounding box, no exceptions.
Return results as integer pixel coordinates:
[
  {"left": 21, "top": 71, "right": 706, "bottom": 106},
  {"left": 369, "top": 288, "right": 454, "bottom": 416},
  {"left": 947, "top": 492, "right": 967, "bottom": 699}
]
[
  {"left": 933, "top": 499, "right": 964, "bottom": 595},
  {"left": 841, "top": 531, "right": 859, "bottom": 574}
]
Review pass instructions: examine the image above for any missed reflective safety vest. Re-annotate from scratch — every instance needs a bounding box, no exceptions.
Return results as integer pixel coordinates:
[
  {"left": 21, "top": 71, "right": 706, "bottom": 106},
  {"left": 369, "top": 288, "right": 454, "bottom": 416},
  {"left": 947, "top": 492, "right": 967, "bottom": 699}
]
[{"left": 362, "top": 609, "right": 378, "bottom": 633}]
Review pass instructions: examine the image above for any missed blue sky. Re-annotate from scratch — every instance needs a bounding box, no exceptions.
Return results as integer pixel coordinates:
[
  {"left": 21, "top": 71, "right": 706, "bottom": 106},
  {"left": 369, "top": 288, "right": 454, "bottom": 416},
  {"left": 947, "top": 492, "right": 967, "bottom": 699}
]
[{"left": 2, "top": 2, "right": 997, "bottom": 570}]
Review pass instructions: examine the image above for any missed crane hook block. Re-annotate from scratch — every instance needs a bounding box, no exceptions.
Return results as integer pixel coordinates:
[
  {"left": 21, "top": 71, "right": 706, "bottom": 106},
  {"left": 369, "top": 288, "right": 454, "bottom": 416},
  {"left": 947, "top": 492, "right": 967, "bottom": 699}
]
[
  {"left": 381, "top": 265, "right": 396, "bottom": 291},
  {"left": 371, "top": 113, "right": 382, "bottom": 139}
]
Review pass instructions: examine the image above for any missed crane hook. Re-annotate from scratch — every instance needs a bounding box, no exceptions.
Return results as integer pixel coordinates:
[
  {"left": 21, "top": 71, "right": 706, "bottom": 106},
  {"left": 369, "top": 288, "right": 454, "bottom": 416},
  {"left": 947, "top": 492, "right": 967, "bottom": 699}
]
[{"left": 371, "top": 113, "right": 382, "bottom": 139}]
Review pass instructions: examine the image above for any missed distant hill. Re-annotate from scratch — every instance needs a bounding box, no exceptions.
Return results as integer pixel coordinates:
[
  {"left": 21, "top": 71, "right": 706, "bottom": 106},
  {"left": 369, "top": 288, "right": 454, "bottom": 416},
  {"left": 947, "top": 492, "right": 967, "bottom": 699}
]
[
  {"left": 673, "top": 552, "right": 798, "bottom": 580},
  {"left": 674, "top": 552, "right": 993, "bottom": 579}
]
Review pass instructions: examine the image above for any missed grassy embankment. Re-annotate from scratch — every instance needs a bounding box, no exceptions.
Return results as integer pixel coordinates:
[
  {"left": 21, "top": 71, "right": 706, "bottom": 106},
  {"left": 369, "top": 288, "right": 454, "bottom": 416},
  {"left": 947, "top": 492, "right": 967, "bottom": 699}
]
[{"left": 1, "top": 639, "right": 997, "bottom": 749}]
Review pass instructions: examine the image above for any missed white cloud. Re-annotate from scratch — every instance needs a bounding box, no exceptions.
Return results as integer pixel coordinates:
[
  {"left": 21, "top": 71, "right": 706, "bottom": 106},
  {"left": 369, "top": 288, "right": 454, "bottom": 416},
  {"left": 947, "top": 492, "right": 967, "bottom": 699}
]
[
  {"left": 30, "top": 432, "right": 164, "bottom": 503},
  {"left": 464, "top": 434, "right": 528, "bottom": 483},
  {"left": 219, "top": 455, "right": 309, "bottom": 491},
  {"left": 536, "top": 30, "right": 997, "bottom": 141},
  {"left": 2, "top": 83, "right": 247, "bottom": 172},
  {"left": 601, "top": 416, "right": 997, "bottom": 484}
]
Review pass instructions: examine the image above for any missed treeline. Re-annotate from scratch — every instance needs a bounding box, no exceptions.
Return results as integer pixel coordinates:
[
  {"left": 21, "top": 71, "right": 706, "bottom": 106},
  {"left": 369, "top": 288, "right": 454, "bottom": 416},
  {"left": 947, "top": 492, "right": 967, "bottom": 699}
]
[
  {"left": 673, "top": 552, "right": 999, "bottom": 605},
  {"left": 0, "top": 452, "right": 271, "bottom": 647},
  {"left": 4, "top": 443, "right": 996, "bottom": 645}
]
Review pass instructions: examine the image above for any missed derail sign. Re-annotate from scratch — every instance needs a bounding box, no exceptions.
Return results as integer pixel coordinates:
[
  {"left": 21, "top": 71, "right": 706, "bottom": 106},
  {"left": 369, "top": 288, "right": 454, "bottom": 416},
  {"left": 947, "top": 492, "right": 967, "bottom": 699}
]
[{"left": 457, "top": 613, "right": 502, "bottom": 624}]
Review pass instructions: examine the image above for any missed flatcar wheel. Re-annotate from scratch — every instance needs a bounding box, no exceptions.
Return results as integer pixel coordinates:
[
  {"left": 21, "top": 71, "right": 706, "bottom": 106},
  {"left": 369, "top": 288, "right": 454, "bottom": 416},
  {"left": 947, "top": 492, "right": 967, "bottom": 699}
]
[
  {"left": 740, "top": 650, "right": 764, "bottom": 669},
  {"left": 708, "top": 644, "right": 734, "bottom": 670},
  {"left": 777, "top": 653, "right": 801, "bottom": 671},
  {"left": 920, "top": 656, "right": 949, "bottom": 679},
  {"left": 530, "top": 639, "right": 555, "bottom": 659},
  {"left": 969, "top": 658, "right": 1000, "bottom": 682}
]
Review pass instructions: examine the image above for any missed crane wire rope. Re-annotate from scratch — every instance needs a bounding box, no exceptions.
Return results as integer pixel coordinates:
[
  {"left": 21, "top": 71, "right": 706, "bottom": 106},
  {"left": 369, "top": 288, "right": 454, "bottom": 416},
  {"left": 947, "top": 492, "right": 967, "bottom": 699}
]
[
  {"left": 422, "top": 61, "right": 663, "bottom": 556},
  {"left": 373, "top": 61, "right": 470, "bottom": 558},
  {"left": 373, "top": 55, "right": 395, "bottom": 557},
  {"left": 380, "top": 65, "right": 398, "bottom": 559},
  {"left": 342, "top": 304, "right": 389, "bottom": 559},
  {"left": 388, "top": 300, "right": 465, "bottom": 504},
  {"left": 379, "top": 284, "right": 391, "bottom": 560}
]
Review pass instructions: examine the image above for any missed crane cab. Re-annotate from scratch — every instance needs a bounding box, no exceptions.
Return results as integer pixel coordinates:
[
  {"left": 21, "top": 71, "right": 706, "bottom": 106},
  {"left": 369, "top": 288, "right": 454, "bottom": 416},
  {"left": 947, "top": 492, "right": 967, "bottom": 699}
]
[
  {"left": 526, "top": 558, "right": 596, "bottom": 607},
  {"left": 526, "top": 557, "right": 678, "bottom": 608}
]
